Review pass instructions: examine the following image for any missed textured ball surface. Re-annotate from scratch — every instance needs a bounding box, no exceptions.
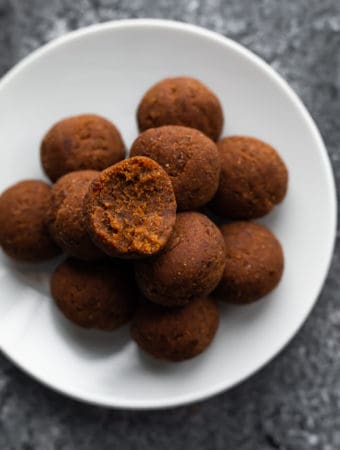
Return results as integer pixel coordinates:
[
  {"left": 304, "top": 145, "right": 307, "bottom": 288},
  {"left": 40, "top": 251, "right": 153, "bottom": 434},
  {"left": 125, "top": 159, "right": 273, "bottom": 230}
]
[{"left": 137, "top": 77, "right": 223, "bottom": 141}]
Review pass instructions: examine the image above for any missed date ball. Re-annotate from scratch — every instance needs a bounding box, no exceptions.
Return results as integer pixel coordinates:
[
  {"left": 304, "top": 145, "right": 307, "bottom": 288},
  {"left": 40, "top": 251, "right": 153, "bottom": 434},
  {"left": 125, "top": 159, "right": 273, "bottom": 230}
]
[
  {"left": 131, "top": 297, "right": 219, "bottom": 362},
  {"left": 84, "top": 156, "right": 176, "bottom": 259},
  {"left": 135, "top": 212, "right": 225, "bottom": 307},
  {"left": 47, "top": 170, "right": 104, "bottom": 261},
  {"left": 41, "top": 114, "right": 125, "bottom": 182},
  {"left": 215, "top": 222, "right": 284, "bottom": 304},
  {"left": 51, "top": 258, "right": 137, "bottom": 330},
  {"left": 210, "top": 136, "right": 288, "bottom": 219},
  {"left": 130, "top": 126, "right": 220, "bottom": 210},
  {"left": 0, "top": 180, "right": 60, "bottom": 262},
  {"left": 137, "top": 77, "right": 224, "bottom": 141}
]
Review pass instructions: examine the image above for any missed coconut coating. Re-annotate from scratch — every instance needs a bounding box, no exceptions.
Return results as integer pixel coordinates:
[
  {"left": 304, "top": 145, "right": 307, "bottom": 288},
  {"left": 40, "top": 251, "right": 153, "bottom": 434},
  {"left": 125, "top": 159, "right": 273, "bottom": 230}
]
[
  {"left": 47, "top": 170, "right": 105, "bottom": 261},
  {"left": 41, "top": 114, "right": 125, "bottom": 182},
  {"left": 137, "top": 77, "right": 224, "bottom": 141},
  {"left": 51, "top": 258, "right": 137, "bottom": 330},
  {"left": 210, "top": 136, "right": 288, "bottom": 219},
  {"left": 84, "top": 156, "right": 177, "bottom": 259},
  {"left": 0, "top": 180, "right": 60, "bottom": 262},
  {"left": 130, "top": 126, "right": 220, "bottom": 210},
  {"left": 215, "top": 222, "right": 284, "bottom": 304},
  {"left": 131, "top": 297, "right": 219, "bottom": 361},
  {"left": 135, "top": 212, "right": 225, "bottom": 307}
]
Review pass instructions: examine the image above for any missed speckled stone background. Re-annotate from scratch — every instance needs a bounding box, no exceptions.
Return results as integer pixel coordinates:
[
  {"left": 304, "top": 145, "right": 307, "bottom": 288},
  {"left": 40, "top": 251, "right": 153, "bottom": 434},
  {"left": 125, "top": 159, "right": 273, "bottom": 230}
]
[{"left": 0, "top": 1, "right": 340, "bottom": 449}]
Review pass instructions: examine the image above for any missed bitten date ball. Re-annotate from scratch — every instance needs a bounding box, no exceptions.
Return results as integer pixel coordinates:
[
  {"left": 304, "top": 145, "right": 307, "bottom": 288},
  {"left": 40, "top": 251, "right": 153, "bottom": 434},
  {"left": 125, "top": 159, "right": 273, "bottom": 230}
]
[
  {"left": 51, "top": 258, "right": 137, "bottom": 330},
  {"left": 84, "top": 156, "right": 176, "bottom": 259},
  {"left": 41, "top": 114, "right": 125, "bottom": 182},
  {"left": 130, "top": 126, "right": 220, "bottom": 210},
  {"left": 131, "top": 297, "right": 219, "bottom": 362},
  {"left": 215, "top": 222, "right": 284, "bottom": 304},
  {"left": 47, "top": 170, "right": 104, "bottom": 261},
  {"left": 135, "top": 212, "right": 225, "bottom": 307},
  {"left": 0, "top": 180, "right": 60, "bottom": 262},
  {"left": 137, "top": 77, "right": 224, "bottom": 141},
  {"left": 210, "top": 136, "right": 288, "bottom": 219}
]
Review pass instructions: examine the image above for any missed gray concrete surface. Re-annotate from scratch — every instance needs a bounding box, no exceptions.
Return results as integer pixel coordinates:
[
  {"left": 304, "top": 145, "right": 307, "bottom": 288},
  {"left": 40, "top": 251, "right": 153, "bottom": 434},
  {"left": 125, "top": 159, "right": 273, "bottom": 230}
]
[{"left": 1, "top": 0, "right": 340, "bottom": 449}]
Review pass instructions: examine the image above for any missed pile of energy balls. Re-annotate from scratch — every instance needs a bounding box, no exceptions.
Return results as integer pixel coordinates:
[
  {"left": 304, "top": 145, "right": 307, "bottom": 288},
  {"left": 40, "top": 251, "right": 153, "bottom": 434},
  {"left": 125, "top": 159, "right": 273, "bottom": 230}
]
[{"left": 0, "top": 77, "right": 288, "bottom": 362}]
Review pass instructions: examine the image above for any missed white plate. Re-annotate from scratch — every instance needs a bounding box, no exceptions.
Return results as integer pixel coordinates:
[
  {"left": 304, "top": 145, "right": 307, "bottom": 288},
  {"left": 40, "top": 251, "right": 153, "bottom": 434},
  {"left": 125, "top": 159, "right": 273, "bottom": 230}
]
[{"left": 0, "top": 19, "right": 336, "bottom": 409}]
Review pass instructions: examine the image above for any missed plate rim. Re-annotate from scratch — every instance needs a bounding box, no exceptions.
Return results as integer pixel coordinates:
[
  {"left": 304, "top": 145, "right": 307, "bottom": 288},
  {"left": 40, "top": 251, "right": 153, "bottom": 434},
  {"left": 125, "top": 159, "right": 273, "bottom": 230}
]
[{"left": 0, "top": 18, "right": 337, "bottom": 410}]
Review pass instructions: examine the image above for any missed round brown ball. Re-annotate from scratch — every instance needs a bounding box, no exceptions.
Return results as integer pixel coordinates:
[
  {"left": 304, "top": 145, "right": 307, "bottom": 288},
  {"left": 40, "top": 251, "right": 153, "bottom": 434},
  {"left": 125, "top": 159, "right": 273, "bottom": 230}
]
[
  {"left": 51, "top": 258, "right": 137, "bottom": 330},
  {"left": 41, "top": 114, "right": 125, "bottom": 182},
  {"left": 130, "top": 126, "right": 220, "bottom": 210},
  {"left": 0, "top": 180, "right": 60, "bottom": 262},
  {"left": 215, "top": 221, "right": 284, "bottom": 304},
  {"left": 47, "top": 170, "right": 104, "bottom": 261},
  {"left": 135, "top": 212, "right": 225, "bottom": 307},
  {"left": 210, "top": 136, "right": 288, "bottom": 219},
  {"left": 84, "top": 156, "right": 177, "bottom": 259},
  {"left": 137, "top": 77, "right": 224, "bottom": 141},
  {"left": 131, "top": 297, "right": 219, "bottom": 361}
]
